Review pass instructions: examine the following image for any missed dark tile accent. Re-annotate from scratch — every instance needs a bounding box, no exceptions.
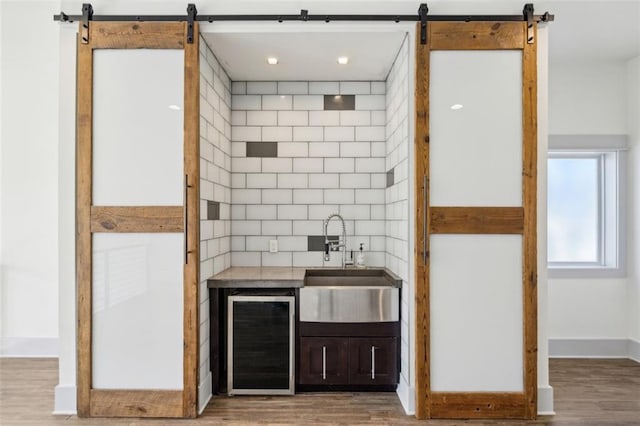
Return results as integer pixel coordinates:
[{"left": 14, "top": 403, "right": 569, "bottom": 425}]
[
  {"left": 324, "top": 95, "right": 355, "bottom": 111},
  {"left": 207, "top": 201, "right": 220, "bottom": 220},
  {"left": 246, "top": 141, "right": 278, "bottom": 158},
  {"left": 308, "top": 235, "right": 339, "bottom": 252},
  {"left": 386, "top": 168, "right": 395, "bottom": 188}
]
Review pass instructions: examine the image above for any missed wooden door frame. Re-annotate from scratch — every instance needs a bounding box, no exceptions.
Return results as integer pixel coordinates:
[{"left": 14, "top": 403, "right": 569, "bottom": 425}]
[
  {"left": 414, "top": 21, "right": 538, "bottom": 420},
  {"left": 76, "top": 21, "right": 200, "bottom": 418}
]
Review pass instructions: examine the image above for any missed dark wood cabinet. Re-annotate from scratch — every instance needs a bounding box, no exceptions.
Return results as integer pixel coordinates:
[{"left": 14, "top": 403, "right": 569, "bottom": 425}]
[
  {"left": 297, "top": 321, "right": 400, "bottom": 390},
  {"left": 348, "top": 337, "right": 397, "bottom": 385},
  {"left": 298, "top": 337, "right": 348, "bottom": 385}
]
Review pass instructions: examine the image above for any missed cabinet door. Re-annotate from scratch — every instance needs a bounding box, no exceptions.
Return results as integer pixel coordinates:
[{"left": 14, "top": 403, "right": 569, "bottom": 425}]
[
  {"left": 349, "top": 337, "right": 398, "bottom": 385},
  {"left": 299, "top": 337, "right": 348, "bottom": 385}
]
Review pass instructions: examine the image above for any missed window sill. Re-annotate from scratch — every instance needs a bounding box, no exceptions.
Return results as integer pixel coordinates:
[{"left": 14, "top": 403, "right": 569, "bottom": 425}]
[{"left": 548, "top": 266, "right": 626, "bottom": 279}]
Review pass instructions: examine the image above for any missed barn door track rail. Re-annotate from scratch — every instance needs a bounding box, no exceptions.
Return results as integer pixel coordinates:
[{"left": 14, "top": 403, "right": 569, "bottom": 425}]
[{"left": 54, "top": 3, "right": 553, "bottom": 45}]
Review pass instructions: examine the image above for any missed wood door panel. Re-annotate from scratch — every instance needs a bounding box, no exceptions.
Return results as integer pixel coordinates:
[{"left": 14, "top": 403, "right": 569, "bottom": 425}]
[
  {"left": 414, "top": 20, "right": 537, "bottom": 420},
  {"left": 298, "top": 337, "right": 348, "bottom": 385},
  {"left": 76, "top": 20, "right": 199, "bottom": 419},
  {"left": 348, "top": 337, "right": 398, "bottom": 385}
]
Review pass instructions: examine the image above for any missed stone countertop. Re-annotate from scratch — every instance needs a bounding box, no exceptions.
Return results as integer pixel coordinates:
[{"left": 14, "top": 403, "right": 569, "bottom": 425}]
[
  {"left": 207, "top": 266, "right": 402, "bottom": 288},
  {"left": 207, "top": 267, "right": 307, "bottom": 288}
]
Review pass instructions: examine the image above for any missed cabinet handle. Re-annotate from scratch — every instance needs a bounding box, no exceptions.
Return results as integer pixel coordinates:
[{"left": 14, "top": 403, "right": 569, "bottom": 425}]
[
  {"left": 322, "top": 346, "right": 327, "bottom": 380},
  {"left": 371, "top": 346, "right": 376, "bottom": 380}
]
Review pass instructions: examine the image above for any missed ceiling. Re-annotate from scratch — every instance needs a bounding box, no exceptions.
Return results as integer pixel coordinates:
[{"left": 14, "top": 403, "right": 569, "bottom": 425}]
[
  {"left": 202, "top": 1, "right": 639, "bottom": 81},
  {"left": 203, "top": 32, "right": 407, "bottom": 81}
]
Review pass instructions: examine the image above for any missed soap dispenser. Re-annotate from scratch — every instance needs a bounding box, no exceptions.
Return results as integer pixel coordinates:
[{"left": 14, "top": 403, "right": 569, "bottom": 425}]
[{"left": 356, "top": 243, "right": 366, "bottom": 268}]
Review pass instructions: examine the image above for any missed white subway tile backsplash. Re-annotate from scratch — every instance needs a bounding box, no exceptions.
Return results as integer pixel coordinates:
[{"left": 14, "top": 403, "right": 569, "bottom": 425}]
[
  {"left": 340, "top": 142, "right": 370, "bottom": 157},
  {"left": 371, "top": 142, "right": 386, "bottom": 157},
  {"left": 324, "top": 158, "right": 354, "bottom": 173},
  {"left": 263, "top": 126, "right": 293, "bottom": 142},
  {"left": 231, "top": 236, "right": 245, "bottom": 251},
  {"left": 339, "top": 173, "right": 370, "bottom": 189},
  {"left": 231, "top": 142, "right": 246, "bottom": 158},
  {"left": 231, "top": 81, "right": 246, "bottom": 95},
  {"left": 231, "top": 110, "right": 246, "bottom": 126},
  {"left": 232, "top": 126, "right": 261, "bottom": 142},
  {"left": 262, "top": 220, "right": 293, "bottom": 235},
  {"left": 262, "top": 158, "right": 292, "bottom": 173},
  {"left": 246, "top": 111, "right": 277, "bottom": 126},
  {"left": 246, "top": 236, "right": 273, "bottom": 251},
  {"left": 356, "top": 126, "right": 386, "bottom": 142},
  {"left": 232, "top": 189, "right": 261, "bottom": 204},
  {"left": 355, "top": 189, "right": 385, "bottom": 204},
  {"left": 293, "top": 95, "right": 324, "bottom": 110},
  {"left": 355, "top": 95, "right": 385, "bottom": 110},
  {"left": 246, "top": 173, "right": 277, "bottom": 189},
  {"left": 293, "top": 220, "right": 323, "bottom": 235},
  {"left": 339, "top": 204, "right": 370, "bottom": 220},
  {"left": 293, "top": 252, "right": 324, "bottom": 267},
  {"left": 355, "top": 158, "right": 385, "bottom": 173},
  {"left": 339, "top": 81, "right": 370, "bottom": 94},
  {"left": 279, "top": 111, "right": 309, "bottom": 126},
  {"left": 277, "top": 204, "right": 307, "bottom": 220},
  {"left": 309, "top": 81, "right": 339, "bottom": 94},
  {"left": 309, "top": 111, "right": 340, "bottom": 126},
  {"left": 309, "top": 205, "right": 341, "bottom": 221},
  {"left": 232, "top": 157, "right": 261, "bottom": 173},
  {"left": 232, "top": 95, "right": 261, "bottom": 110},
  {"left": 262, "top": 189, "right": 292, "bottom": 204},
  {"left": 231, "top": 204, "right": 245, "bottom": 220},
  {"left": 293, "top": 158, "right": 323, "bottom": 173},
  {"left": 262, "top": 95, "right": 292, "bottom": 110},
  {"left": 293, "top": 189, "right": 323, "bottom": 204},
  {"left": 324, "top": 189, "right": 354, "bottom": 204},
  {"left": 278, "top": 82, "right": 309, "bottom": 95},
  {"left": 231, "top": 251, "right": 261, "bottom": 266},
  {"left": 308, "top": 173, "right": 339, "bottom": 188},
  {"left": 278, "top": 174, "right": 308, "bottom": 188},
  {"left": 371, "top": 110, "right": 386, "bottom": 126},
  {"left": 277, "top": 236, "right": 307, "bottom": 251},
  {"left": 262, "top": 252, "right": 292, "bottom": 267},
  {"left": 279, "top": 142, "right": 309, "bottom": 157},
  {"left": 355, "top": 220, "right": 385, "bottom": 235},
  {"left": 231, "top": 220, "right": 261, "bottom": 235},
  {"left": 293, "top": 126, "right": 324, "bottom": 141},
  {"left": 247, "top": 81, "right": 277, "bottom": 95},
  {"left": 371, "top": 81, "right": 386, "bottom": 95},
  {"left": 339, "top": 111, "right": 370, "bottom": 126},
  {"left": 308, "top": 142, "right": 339, "bottom": 158},
  {"left": 324, "top": 126, "right": 354, "bottom": 142}
]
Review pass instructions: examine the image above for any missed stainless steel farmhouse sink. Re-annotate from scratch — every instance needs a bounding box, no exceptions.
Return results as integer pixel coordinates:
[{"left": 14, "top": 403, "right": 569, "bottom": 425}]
[{"left": 299, "top": 268, "right": 401, "bottom": 323}]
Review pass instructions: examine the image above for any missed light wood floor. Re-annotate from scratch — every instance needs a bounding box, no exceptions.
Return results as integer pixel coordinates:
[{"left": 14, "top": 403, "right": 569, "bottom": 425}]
[{"left": 1, "top": 358, "right": 638, "bottom": 425}]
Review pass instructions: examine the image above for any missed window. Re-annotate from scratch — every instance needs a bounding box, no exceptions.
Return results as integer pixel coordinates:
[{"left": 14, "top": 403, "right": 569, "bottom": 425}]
[{"left": 547, "top": 137, "right": 626, "bottom": 278}]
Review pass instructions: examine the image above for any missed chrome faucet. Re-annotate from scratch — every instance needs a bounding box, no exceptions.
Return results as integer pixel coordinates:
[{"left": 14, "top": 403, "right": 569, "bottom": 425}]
[{"left": 323, "top": 213, "right": 353, "bottom": 268}]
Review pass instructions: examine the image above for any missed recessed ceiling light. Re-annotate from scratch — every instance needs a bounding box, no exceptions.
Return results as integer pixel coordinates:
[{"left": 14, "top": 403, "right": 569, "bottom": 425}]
[
  {"left": 168, "top": 105, "right": 181, "bottom": 111},
  {"left": 450, "top": 104, "right": 463, "bottom": 110},
  {"left": 267, "top": 57, "right": 278, "bottom": 65},
  {"left": 337, "top": 57, "right": 349, "bottom": 65}
]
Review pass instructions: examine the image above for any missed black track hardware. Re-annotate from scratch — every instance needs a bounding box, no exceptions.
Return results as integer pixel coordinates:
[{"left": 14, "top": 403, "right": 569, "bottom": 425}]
[{"left": 54, "top": 3, "right": 554, "bottom": 46}]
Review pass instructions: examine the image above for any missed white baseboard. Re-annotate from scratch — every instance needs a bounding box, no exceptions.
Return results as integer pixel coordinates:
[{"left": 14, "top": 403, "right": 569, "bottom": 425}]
[
  {"left": 549, "top": 338, "right": 638, "bottom": 360},
  {"left": 198, "top": 372, "right": 212, "bottom": 415},
  {"left": 0, "top": 337, "right": 59, "bottom": 357},
  {"left": 53, "top": 384, "right": 77, "bottom": 415},
  {"left": 630, "top": 339, "right": 640, "bottom": 363},
  {"left": 537, "top": 385, "right": 555, "bottom": 415},
  {"left": 395, "top": 375, "right": 415, "bottom": 415}
]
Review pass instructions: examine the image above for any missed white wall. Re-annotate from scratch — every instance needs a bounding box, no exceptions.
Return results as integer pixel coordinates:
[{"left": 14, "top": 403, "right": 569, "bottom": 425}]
[
  {"left": 547, "top": 60, "right": 630, "bottom": 342},
  {"left": 549, "top": 61, "right": 628, "bottom": 135},
  {"left": 0, "top": 1, "right": 61, "bottom": 357},
  {"left": 627, "top": 56, "right": 640, "bottom": 354}
]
